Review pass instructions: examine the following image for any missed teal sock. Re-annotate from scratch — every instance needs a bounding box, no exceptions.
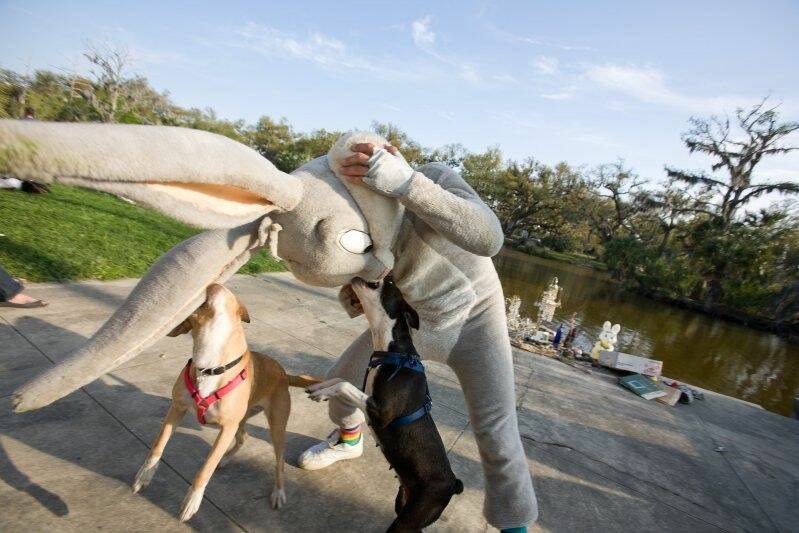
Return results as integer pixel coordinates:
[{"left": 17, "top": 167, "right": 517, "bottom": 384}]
[{"left": 501, "top": 528, "right": 527, "bottom": 533}]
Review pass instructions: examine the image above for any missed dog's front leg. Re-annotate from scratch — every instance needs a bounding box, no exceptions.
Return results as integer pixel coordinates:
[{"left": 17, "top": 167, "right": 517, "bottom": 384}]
[
  {"left": 308, "top": 380, "right": 369, "bottom": 412},
  {"left": 179, "top": 424, "right": 239, "bottom": 522},
  {"left": 133, "top": 403, "right": 186, "bottom": 493}
]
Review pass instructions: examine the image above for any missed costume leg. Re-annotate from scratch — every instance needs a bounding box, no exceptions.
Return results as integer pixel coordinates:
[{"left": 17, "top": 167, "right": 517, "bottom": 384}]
[
  {"left": 447, "top": 300, "right": 538, "bottom": 529},
  {"left": 324, "top": 330, "right": 373, "bottom": 428},
  {"left": 298, "top": 330, "right": 372, "bottom": 470}
]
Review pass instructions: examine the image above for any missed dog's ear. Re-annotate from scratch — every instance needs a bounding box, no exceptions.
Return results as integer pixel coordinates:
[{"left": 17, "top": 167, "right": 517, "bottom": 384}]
[
  {"left": 238, "top": 299, "right": 251, "bottom": 323},
  {"left": 403, "top": 303, "right": 420, "bottom": 330},
  {"left": 167, "top": 318, "right": 193, "bottom": 337}
]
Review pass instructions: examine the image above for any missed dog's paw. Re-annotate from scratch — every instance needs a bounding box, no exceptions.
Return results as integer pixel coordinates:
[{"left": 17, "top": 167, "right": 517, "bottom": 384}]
[
  {"left": 308, "top": 385, "right": 340, "bottom": 402},
  {"left": 132, "top": 458, "right": 159, "bottom": 493},
  {"left": 179, "top": 485, "right": 205, "bottom": 522},
  {"left": 306, "top": 378, "right": 344, "bottom": 393},
  {"left": 270, "top": 486, "right": 286, "bottom": 509}
]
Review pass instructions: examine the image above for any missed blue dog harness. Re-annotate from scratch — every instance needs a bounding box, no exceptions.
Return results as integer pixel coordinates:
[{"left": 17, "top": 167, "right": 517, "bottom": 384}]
[{"left": 363, "top": 351, "right": 432, "bottom": 428}]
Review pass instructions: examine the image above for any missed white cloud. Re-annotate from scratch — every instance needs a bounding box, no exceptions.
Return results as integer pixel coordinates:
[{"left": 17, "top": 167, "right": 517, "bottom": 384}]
[
  {"left": 759, "top": 168, "right": 798, "bottom": 181},
  {"left": 459, "top": 63, "right": 481, "bottom": 83},
  {"left": 407, "top": 16, "right": 486, "bottom": 86},
  {"left": 584, "top": 63, "right": 748, "bottom": 113},
  {"left": 234, "top": 21, "right": 513, "bottom": 89},
  {"left": 234, "top": 23, "right": 423, "bottom": 82},
  {"left": 491, "top": 111, "right": 541, "bottom": 131},
  {"left": 540, "top": 92, "right": 573, "bottom": 101},
  {"left": 533, "top": 55, "right": 559, "bottom": 75},
  {"left": 435, "top": 110, "right": 455, "bottom": 121},
  {"left": 130, "top": 47, "right": 184, "bottom": 66},
  {"left": 236, "top": 23, "right": 350, "bottom": 68},
  {"left": 492, "top": 73, "right": 518, "bottom": 84},
  {"left": 486, "top": 23, "right": 597, "bottom": 52},
  {"left": 519, "top": 36, "right": 596, "bottom": 52},
  {"left": 411, "top": 16, "right": 435, "bottom": 48}
]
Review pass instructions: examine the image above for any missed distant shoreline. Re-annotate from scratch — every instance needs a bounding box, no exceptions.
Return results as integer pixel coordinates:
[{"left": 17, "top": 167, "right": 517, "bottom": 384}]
[{"left": 499, "top": 244, "right": 799, "bottom": 342}]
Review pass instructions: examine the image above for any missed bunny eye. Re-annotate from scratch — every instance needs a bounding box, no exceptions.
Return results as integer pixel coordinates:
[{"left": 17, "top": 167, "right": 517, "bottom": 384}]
[{"left": 339, "top": 230, "right": 373, "bottom": 254}]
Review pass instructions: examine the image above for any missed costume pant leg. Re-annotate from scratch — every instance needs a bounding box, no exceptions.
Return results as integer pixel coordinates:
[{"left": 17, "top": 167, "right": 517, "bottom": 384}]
[
  {"left": 325, "top": 330, "right": 373, "bottom": 428},
  {"left": 0, "top": 265, "right": 23, "bottom": 301},
  {"left": 447, "top": 299, "right": 538, "bottom": 529}
]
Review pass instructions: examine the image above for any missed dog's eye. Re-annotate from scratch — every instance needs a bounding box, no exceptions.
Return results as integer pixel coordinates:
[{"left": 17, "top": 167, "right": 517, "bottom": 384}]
[{"left": 339, "top": 230, "right": 372, "bottom": 254}]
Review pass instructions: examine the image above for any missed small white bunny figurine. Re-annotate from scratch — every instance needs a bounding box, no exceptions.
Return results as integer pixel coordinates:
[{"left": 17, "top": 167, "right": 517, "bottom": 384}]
[{"left": 591, "top": 321, "right": 621, "bottom": 360}]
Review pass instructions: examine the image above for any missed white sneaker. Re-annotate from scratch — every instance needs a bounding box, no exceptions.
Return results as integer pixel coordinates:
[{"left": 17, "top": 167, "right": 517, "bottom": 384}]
[{"left": 298, "top": 428, "right": 363, "bottom": 470}]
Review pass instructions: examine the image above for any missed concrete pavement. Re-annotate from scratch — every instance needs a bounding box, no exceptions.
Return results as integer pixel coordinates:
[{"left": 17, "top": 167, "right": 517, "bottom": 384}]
[{"left": 1, "top": 273, "right": 797, "bottom": 532}]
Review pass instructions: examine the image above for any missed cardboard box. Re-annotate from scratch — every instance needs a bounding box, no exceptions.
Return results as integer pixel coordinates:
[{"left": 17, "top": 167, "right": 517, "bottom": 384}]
[{"left": 599, "top": 350, "right": 663, "bottom": 377}]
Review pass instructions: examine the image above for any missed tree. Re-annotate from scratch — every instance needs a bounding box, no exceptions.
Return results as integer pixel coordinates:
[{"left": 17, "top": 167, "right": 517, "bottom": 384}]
[
  {"left": 586, "top": 160, "right": 646, "bottom": 244},
  {"left": 637, "top": 180, "right": 697, "bottom": 257},
  {"left": 423, "top": 143, "right": 468, "bottom": 168},
  {"left": 0, "top": 69, "right": 25, "bottom": 118},
  {"left": 371, "top": 121, "right": 425, "bottom": 165},
  {"left": 665, "top": 100, "right": 799, "bottom": 309},
  {"left": 79, "top": 43, "right": 134, "bottom": 123},
  {"left": 462, "top": 147, "right": 504, "bottom": 203},
  {"left": 248, "top": 116, "right": 301, "bottom": 172},
  {"left": 666, "top": 99, "right": 799, "bottom": 230}
]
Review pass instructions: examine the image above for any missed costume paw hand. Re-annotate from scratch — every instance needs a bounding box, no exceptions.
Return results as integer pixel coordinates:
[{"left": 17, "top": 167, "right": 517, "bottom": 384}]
[
  {"left": 363, "top": 148, "right": 414, "bottom": 197},
  {"left": 340, "top": 143, "right": 414, "bottom": 197}
]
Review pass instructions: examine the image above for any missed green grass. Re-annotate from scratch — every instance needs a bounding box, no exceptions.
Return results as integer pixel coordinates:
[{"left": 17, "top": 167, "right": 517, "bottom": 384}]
[
  {"left": 0, "top": 185, "right": 286, "bottom": 282},
  {"left": 513, "top": 243, "right": 607, "bottom": 271}
]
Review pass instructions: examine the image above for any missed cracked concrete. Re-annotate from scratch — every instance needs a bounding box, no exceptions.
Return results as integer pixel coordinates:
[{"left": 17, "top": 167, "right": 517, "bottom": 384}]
[{"left": 1, "top": 272, "right": 797, "bottom": 532}]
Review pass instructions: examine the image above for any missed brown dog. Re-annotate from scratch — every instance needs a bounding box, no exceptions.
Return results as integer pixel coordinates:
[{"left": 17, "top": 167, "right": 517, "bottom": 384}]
[{"left": 131, "top": 283, "right": 319, "bottom": 522}]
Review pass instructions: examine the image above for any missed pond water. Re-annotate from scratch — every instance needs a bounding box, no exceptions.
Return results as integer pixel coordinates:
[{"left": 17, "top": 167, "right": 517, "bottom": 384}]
[{"left": 494, "top": 248, "right": 799, "bottom": 416}]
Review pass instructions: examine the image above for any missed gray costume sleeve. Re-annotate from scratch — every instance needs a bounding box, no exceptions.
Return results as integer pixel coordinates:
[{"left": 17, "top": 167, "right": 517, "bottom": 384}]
[{"left": 400, "top": 163, "right": 504, "bottom": 257}]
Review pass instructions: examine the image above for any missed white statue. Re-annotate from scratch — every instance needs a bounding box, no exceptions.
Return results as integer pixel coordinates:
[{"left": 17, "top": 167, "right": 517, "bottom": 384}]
[
  {"left": 535, "top": 277, "right": 562, "bottom": 325},
  {"left": 591, "top": 321, "right": 621, "bottom": 360},
  {"left": 506, "top": 295, "right": 536, "bottom": 339}
]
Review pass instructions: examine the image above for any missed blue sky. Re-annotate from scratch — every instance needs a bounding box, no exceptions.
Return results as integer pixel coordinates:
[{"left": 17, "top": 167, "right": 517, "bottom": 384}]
[{"left": 1, "top": 0, "right": 798, "bottom": 198}]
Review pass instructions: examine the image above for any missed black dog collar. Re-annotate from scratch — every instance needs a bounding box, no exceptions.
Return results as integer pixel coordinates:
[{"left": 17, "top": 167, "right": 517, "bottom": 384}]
[{"left": 193, "top": 354, "right": 244, "bottom": 376}]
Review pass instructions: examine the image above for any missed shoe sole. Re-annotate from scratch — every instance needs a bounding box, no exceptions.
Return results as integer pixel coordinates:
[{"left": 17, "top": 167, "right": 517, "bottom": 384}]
[{"left": 298, "top": 449, "right": 363, "bottom": 471}]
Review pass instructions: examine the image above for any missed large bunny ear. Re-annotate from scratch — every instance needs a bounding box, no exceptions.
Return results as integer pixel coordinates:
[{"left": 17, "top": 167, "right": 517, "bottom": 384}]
[
  {"left": 12, "top": 216, "right": 279, "bottom": 412},
  {"left": 0, "top": 120, "right": 303, "bottom": 227}
]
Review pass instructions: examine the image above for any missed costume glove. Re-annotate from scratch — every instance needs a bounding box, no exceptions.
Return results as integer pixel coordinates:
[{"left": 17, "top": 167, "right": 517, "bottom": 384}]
[{"left": 363, "top": 148, "right": 414, "bottom": 197}]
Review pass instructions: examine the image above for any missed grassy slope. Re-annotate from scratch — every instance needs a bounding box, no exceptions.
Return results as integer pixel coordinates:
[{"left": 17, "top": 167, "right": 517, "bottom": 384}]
[
  {"left": 0, "top": 185, "right": 285, "bottom": 282},
  {"left": 510, "top": 242, "right": 607, "bottom": 271}
]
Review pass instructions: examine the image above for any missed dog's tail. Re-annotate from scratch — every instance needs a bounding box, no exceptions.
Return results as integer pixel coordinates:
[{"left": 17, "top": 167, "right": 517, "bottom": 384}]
[
  {"left": 453, "top": 479, "right": 464, "bottom": 495},
  {"left": 287, "top": 374, "right": 322, "bottom": 389}
]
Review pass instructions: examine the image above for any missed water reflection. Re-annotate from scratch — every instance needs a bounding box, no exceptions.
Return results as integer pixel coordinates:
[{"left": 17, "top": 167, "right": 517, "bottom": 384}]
[{"left": 494, "top": 248, "right": 799, "bottom": 416}]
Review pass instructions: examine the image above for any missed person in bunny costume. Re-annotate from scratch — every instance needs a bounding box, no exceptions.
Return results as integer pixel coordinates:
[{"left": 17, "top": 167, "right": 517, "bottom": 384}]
[{"left": 0, "top": 121, "right": 537, "bottom": 531}]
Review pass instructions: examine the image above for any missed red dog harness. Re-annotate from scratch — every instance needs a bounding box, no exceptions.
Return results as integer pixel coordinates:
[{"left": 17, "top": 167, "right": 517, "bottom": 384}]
[{"left": 183, "top": 358, "right": 248, "bottom": 424}]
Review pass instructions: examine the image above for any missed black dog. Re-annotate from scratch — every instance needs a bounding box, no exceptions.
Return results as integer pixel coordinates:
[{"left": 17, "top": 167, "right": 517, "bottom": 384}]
[{"left": 307, "top": 275, "right": 463, "bottom": 532}]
